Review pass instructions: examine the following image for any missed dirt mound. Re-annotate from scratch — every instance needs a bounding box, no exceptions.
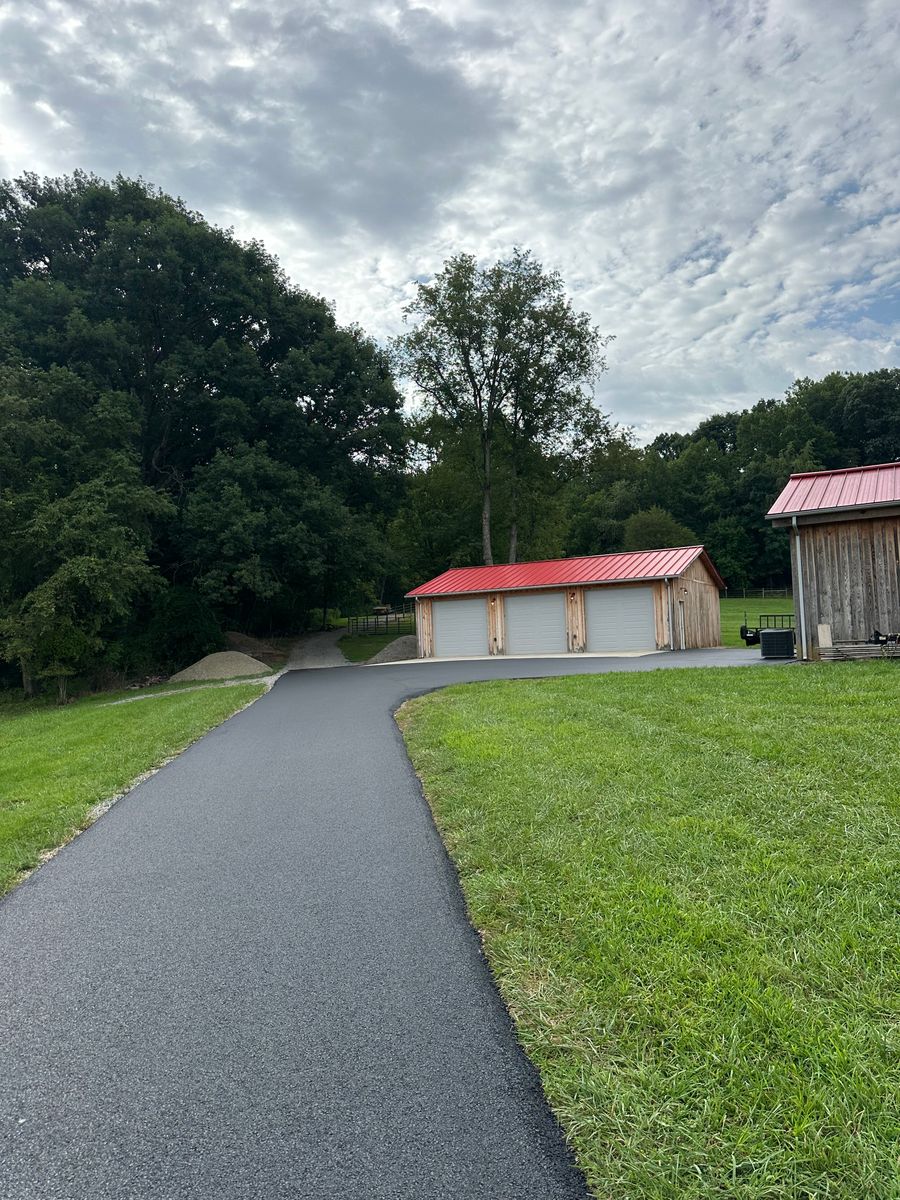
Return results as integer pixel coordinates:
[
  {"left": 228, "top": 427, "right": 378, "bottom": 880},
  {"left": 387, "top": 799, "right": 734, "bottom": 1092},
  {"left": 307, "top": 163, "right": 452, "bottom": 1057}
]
[
  {"left": 367, "top": 635, "right": 418, "bottom": 664},
  {"left": 170, "top": 651, "right": 272, "bottom": 682}
]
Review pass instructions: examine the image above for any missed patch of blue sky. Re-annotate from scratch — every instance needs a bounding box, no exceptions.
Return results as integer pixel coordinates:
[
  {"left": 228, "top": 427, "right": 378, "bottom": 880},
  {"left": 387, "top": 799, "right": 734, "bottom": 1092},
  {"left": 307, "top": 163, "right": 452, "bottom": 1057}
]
[
  {"left": 823, "top": 181, "right": 861, "bottom": 206},
  {"left": 668, "top": 234, "right": 730, "bottom": 280},
  {"left": 810, "top": 282, "right": 900, "bottom": 330}
]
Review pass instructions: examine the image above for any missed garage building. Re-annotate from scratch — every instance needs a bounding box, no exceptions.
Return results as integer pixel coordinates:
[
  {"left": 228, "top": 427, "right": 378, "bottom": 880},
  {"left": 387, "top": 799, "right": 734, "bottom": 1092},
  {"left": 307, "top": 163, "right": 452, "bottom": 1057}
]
[
  {"left": 408, "top": 546, "right": 724, "bottom": 659},
  {"left": 767, "top": 462, "right": 900, "bottom": 660}
]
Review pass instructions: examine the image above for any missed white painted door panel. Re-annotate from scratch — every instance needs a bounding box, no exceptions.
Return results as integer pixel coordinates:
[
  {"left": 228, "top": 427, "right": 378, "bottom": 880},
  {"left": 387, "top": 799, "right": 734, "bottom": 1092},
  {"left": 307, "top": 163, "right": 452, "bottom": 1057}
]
[
  {"left": 584, "top": 586, "right": 656, "bottom": 652},
  {"left": 432, "top": 597, "right": 489, "bottom": 657},
  {"left": 504, "top": 592, "right": 568, "bottom": 655}
]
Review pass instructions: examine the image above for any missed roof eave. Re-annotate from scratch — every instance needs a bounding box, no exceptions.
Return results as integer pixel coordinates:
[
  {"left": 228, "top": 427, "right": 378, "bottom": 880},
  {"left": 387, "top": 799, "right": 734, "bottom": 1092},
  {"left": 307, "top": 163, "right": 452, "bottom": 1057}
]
[
  {"left": 767, "top": 498, "right": 900, "bottom": 521},
  {"left": 408, "top": 574, "right": 674, "bottom": 599}
]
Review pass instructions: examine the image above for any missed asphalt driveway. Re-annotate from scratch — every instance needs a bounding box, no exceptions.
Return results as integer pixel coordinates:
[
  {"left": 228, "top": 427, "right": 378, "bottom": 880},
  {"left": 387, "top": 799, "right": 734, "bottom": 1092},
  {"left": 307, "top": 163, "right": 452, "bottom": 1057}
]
[{"left": 0, "top": 649, "right": 758, "bottom": 1199}]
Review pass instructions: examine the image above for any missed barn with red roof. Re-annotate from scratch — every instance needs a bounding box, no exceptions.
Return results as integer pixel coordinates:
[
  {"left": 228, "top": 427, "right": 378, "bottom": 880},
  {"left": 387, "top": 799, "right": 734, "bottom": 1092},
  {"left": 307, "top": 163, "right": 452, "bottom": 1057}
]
[
  {"left": 767, "top": 462, "right": 900, "bottom": 659},
  {"left": 406, "top": 546, "right": 724, "bottom": 658}
]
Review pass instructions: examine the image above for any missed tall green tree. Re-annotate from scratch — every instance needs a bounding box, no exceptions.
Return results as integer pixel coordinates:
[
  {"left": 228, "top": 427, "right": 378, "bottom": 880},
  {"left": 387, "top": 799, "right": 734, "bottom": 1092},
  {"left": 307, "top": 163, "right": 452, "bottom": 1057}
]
[{"left": 393, "top": 249, "right": 611, "bottom": 565}]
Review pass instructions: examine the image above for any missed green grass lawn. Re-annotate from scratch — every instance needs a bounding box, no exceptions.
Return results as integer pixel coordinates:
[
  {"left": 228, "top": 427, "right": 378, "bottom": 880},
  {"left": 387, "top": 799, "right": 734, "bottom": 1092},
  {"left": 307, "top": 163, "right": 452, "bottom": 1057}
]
[
  {"left": 339, "top": 632, "right": 407, "bottom": 662},
  {"left": 0, "top": 683, "right": 265, "bottom": 896},
  {"left": 401, "top": 664, "right": 899, "bottom": 1199},
  {"left": 720, "top": 596, "right": 794, "bottom": 648}
]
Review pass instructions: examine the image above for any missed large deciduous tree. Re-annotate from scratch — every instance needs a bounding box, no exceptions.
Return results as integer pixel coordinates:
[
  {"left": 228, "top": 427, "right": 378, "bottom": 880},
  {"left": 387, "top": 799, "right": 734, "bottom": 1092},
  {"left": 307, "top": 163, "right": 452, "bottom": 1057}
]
[
  {"left": 0, "top": 171, "right": 408, "bottom": 692},
  {"left": 393, "top": 249, "right": 612, "bottom": 564}
]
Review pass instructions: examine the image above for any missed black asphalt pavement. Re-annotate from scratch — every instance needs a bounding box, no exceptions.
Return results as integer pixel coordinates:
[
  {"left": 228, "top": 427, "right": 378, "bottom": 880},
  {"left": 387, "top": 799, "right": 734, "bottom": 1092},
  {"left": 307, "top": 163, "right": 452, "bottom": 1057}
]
[{"left": 0, "top": 649, "right": 759, "bottom": 1199}]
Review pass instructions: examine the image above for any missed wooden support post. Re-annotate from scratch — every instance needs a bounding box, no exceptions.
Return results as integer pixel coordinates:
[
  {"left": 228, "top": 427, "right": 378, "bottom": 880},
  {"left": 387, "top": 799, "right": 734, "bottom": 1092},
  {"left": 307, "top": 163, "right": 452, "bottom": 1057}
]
[
  {"left": 487, "top": 593, "right": 506, "bottom": 655},
  {"left": 566, "top": 587, "right": 586, "bottom": 652}
]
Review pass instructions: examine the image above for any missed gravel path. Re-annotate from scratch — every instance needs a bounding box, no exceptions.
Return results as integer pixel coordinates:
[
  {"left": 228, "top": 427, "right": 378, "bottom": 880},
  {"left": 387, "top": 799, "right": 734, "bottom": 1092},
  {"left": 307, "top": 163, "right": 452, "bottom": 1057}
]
[
  {"left": 286, "top": 627, "right": 348, "bottom": 669},
  {"left": 0, "top": 649, "right": 763, "bottom": 1199}
]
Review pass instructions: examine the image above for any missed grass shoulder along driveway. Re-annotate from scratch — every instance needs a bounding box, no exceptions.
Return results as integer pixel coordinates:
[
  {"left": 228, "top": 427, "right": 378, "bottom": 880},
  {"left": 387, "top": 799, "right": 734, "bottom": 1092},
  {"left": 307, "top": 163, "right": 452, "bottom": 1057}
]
[
  {"left": 339, "top": 632, "right": 405, "bottom": 662},
  {"left": 0, "top": 683, "right": 266, "bottom": 897},
  {"left": 400, "top": 663, "right": 899, "bottom": 1200}
]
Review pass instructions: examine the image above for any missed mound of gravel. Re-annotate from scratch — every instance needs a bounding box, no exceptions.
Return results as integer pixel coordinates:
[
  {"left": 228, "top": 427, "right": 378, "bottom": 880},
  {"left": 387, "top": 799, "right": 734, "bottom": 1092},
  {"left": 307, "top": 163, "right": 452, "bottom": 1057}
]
[
  {"left": 170, "top": 651, "right": 272, "bottom": 682},
  {"left": 367, "top": 635, "right": 418, "bottom": 664}
]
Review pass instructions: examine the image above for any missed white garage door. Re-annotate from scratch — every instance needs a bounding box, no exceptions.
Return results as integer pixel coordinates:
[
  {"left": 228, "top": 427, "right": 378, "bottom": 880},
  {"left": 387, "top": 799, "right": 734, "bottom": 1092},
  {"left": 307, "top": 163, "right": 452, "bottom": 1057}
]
[
  {"left": 432, "top": 597, "right": 489, "bottom": 657},
  {"left": 585, "top": 586, "right": 656, "bottom": 652},
  {"left": 504, "top": 591, "right": 568, "bottom": 655}
]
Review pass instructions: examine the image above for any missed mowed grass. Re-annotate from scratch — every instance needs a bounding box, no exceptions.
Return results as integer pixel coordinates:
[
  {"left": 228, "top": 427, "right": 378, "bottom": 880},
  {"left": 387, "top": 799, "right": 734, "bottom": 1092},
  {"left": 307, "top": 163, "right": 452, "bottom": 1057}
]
[
  {"left": 720, "top": 597, "right": 794, "bottom": 648},
  {"left": 339, "top": 632, "right": 407, "bottom": 662},
  {"left": 400, "top": 664, "right": 900, "bottom": 1199},
  {"left": 0, "top": 683, "right": 265, "bottom": 895}
]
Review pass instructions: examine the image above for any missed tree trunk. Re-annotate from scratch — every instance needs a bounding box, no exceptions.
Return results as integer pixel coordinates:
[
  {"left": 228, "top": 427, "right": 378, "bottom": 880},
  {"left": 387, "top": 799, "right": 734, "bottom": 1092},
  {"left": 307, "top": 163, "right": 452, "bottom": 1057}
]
[
  {"left": 508, "top": 451, "right": 519, "bottom": 564},
  {"left": 20, "top": 660, "right": 34, "bottom": 698},
  {"left": 481, "top": 437, "right": 494, "bottom": 565},
  {"left": 56, "top": 675, "right": 68, "bottom": 706}
]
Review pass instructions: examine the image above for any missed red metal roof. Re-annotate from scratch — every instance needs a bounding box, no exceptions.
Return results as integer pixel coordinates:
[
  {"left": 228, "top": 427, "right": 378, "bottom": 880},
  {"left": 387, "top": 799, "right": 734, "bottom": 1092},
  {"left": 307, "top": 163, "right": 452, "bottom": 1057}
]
[
  {"left": 407, "top": 546, "right": 724, "bottom": 597},
  {"left": 767, "top": 462, "right": 900, "bottom": 518}
]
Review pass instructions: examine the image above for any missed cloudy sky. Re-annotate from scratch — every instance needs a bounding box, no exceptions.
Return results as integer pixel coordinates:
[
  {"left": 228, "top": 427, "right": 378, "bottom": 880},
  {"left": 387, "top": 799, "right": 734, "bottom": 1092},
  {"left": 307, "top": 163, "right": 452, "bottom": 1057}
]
[{"left": 1, "top": 0, "right": 898, "bottom": 437}]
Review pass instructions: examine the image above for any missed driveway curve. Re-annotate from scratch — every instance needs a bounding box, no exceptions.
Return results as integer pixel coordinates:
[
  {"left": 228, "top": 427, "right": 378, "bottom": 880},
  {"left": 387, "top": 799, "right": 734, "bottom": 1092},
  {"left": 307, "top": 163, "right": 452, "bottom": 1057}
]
[{"left": 0, "top": 649, "right": 758, "bottom": 1199}]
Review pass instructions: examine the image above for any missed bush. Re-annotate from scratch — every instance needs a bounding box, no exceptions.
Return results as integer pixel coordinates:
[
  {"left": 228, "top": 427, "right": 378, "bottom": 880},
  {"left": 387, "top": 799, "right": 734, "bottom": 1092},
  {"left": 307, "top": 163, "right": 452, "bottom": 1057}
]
[{"left": 106, "top": 586, "right": 224, "bottom": 677}]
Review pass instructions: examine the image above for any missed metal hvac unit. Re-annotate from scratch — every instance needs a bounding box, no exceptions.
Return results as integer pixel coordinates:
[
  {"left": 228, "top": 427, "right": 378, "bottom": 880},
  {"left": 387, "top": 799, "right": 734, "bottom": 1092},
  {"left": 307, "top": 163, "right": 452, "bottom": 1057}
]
[{"left": 760, "top": 628, "right": 795, "bottom": 659}]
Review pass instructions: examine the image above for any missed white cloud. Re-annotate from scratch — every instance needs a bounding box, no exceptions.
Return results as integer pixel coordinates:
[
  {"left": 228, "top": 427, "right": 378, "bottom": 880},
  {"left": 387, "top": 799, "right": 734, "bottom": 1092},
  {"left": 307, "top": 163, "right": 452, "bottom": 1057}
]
[{"left": 0, "top": 0, "right": 898, "bottom": 438}]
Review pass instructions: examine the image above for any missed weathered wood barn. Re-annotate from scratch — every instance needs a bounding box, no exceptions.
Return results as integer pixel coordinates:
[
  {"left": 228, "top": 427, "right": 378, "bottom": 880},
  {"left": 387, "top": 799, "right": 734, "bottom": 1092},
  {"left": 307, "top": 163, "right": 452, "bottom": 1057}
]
[
  {"left": 767, "top": 463, "right": 900, "bottom": 660},
  {"left": 407, "top": 546, "right": 724, "bottom": 659}
]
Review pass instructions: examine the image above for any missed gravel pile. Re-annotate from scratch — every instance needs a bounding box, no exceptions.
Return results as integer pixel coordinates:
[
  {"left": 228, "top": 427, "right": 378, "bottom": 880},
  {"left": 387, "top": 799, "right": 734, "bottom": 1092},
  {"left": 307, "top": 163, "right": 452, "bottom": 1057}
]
[
  {"left": 367, "top": 635, "right": 418, "bottom": 664},
  {"left": 170, "top": 651, "right": 272, "bottom": 682}
]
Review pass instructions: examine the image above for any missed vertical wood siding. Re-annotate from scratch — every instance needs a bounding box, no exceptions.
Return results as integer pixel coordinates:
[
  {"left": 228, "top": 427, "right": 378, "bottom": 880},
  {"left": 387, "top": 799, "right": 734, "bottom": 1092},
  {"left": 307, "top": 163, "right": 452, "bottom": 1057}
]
[
  {"left": 487, "top": 593, "right": 506, "bottom": 655},
  {"left": 653, "top": 582, "right": 670, "bottom": 648},
  {"left": 415, "top": 598, "right": 433, "bottom": 658},
  {"left": 566, "top": 588, "right": 586, "bottom": 651},
  {"left": 796, "top": 516, "right": 900, "bottom": 657},
  {"left": 671, "top": 560, "right": 722, "bottom": 648}
]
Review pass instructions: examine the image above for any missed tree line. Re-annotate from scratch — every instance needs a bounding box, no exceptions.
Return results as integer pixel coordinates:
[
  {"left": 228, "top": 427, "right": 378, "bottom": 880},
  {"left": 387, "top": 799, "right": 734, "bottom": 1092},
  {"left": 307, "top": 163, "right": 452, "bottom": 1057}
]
[
  {"left": 1, "top": 172, "right": 897, "bottom": 695},
  {"left": 0, "top": 172, "right": 404, "bottom": 696}
]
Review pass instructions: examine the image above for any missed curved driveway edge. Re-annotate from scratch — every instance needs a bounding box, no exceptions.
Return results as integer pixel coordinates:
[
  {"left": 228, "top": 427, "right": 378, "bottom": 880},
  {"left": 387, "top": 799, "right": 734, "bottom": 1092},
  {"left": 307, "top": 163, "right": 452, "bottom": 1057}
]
[{"left": 0, "top": 649, "right": 760, "bottom": 1199}]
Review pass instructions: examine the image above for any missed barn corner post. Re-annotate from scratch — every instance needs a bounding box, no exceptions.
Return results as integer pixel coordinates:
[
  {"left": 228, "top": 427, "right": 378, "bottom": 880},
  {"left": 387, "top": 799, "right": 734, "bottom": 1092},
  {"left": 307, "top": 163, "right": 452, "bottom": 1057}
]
[
  {"left": 565, "top": 588, "right": 586, "bottom": 653},
  {"left": 415, "top": 598, "right": 434, "bottom": 658},
  {"left": 487, "top": 593, "right": 506, "bottom": 655},
  {"left": 791, "top": 517, "right": 810, "bottom": 661}
]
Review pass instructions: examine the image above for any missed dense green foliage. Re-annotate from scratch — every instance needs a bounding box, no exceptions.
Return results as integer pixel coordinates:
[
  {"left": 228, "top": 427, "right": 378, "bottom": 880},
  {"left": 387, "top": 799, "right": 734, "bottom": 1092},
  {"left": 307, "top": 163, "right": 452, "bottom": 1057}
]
[
  {"left": 392, "top": 249, "right": 612, "bottom": 565},
  {"left": 402, "top": 665, "right": 900, "bottom": 1198},
  {"left": 0, "top": 172, "right": 405, "bottom": 690},
  {"left": 2, "top": 172, "right": 898, "bottom": 693},
  {"left": 0, "top": 681, "right": 265, "bottom": 895},
  {"left": 397, "top": 369, "right": 900, "bottom": 588}
]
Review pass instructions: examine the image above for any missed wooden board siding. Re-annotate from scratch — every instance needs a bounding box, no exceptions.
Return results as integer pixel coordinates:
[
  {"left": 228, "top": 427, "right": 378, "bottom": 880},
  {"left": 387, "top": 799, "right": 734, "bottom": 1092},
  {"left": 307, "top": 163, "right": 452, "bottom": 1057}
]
[
  {"left": 415, "top": 597, "right": 433, "bottom": 658},
  {"left": 671, "top": 559, "right": 722, "bottom": 649},
  {"left": 566, "top": 588, "right": 586, "bottom": 652},
  {"left": 793, "top": 515, "right": 900, "bottom": 658},
  {"left": 487, "top": 593, "right": 506, "bottom": 655},
  {"left": 653, "top": 581, "right": 671, "bottom": 649}
]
